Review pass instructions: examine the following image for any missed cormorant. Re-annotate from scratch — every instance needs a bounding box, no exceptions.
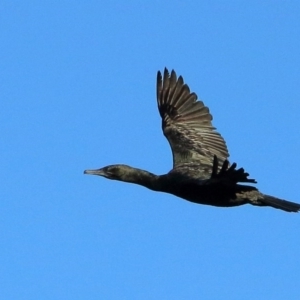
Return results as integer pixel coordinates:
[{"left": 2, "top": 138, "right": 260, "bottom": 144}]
[{"left": 84, "top": 68, "right": 300, "bottom": 213}]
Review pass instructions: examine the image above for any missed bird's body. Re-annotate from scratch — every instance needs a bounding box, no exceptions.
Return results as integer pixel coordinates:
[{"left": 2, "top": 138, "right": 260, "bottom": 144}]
[{"left": 84, "top": 68, "right": 300, "bottom": 213}]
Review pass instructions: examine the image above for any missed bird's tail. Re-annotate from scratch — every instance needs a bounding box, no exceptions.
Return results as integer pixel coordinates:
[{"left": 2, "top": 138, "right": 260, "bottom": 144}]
[{"left": 260, "top": 194, "right": 300, "bottom": 213}]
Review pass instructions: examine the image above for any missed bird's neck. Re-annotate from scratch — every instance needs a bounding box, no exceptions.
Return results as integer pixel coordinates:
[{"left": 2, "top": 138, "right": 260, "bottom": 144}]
[{"left": 119, "top": 167, "right": 161, "bottom": 191}]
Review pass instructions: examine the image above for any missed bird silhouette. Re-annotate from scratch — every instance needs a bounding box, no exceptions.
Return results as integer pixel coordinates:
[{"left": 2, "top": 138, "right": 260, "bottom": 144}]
[{"left": 84, "top": 68, "right": 300, "bottom": 212}]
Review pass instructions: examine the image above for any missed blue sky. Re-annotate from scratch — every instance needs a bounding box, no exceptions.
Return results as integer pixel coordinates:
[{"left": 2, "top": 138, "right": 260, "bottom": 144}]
[{"left": 1, "top": 1, "right": 300, "bottom": 299}]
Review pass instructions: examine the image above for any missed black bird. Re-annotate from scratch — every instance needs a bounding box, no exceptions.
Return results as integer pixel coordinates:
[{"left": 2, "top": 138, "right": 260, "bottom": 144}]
[{"left": 84, "top": 68, "right": 300, "bottom": 213}]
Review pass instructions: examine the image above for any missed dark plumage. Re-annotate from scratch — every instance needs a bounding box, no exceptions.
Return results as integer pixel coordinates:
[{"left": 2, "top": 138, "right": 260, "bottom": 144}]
[{"left": 84, "top": 68, "right": 300, "bottom": 213}]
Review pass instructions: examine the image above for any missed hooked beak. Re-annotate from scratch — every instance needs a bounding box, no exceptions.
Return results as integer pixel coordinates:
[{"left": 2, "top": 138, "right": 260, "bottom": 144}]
[{"left": 84, "top": 168, "right": 105, "bottom": 176}]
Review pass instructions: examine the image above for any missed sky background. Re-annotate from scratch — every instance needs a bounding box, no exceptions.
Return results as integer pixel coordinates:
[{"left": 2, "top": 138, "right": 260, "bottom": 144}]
[{"left": 1, "top": 1, "right": 300, "bottom": 299}]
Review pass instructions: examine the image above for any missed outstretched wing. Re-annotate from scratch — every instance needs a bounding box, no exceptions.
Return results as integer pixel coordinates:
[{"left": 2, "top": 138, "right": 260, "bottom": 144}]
[{"left": 157, "top": 68, "right": 229, "bottom": 168}]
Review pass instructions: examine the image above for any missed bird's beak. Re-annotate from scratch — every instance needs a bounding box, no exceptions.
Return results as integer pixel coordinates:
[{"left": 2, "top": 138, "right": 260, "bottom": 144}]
[{"left": 84, "top": 168, "right": 105, "bottom": 176}]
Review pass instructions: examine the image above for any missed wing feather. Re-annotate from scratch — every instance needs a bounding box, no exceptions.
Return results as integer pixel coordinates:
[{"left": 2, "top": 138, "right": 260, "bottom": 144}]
[{"left": 157, "top": 68, "right": 229, "bottom": 168}]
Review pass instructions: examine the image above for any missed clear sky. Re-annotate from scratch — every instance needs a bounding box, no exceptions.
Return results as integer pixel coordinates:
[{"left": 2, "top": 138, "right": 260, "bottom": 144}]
[{"left": 1, "top": 1, "right": 300, "bottom": 299}]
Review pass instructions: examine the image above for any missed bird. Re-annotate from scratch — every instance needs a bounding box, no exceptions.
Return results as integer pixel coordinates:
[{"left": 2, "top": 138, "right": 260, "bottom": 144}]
[{"left": 84, "top": 68, "right": 300, "bottom": 213}]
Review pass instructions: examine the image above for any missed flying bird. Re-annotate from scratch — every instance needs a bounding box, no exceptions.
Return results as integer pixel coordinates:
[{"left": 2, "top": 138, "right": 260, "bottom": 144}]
[{"left": 84, "top": 68, "right": 300, "bottom": 213}]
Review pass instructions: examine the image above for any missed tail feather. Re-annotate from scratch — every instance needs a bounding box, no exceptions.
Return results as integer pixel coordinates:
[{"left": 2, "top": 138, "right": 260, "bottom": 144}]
[{"left": 261, "top": 194, "right": 300, "bottom": 213}]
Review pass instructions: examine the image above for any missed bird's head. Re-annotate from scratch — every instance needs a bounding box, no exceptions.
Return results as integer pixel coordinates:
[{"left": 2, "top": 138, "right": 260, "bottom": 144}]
[{"left": 84, "top": 164, "right": 133, "bottom": 181}]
